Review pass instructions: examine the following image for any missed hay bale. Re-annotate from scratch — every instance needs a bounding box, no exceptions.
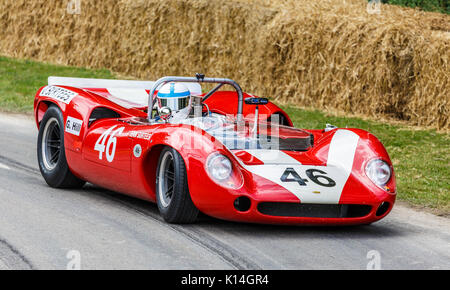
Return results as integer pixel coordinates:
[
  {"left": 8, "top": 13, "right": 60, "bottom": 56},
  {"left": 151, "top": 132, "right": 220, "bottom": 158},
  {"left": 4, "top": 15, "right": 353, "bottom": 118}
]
[{"left": 0, "top": 0, "right": 448, "bottom": 129}]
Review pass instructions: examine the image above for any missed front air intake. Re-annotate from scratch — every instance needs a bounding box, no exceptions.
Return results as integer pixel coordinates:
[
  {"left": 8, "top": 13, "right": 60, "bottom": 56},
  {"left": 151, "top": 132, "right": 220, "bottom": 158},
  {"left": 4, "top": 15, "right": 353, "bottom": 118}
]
[
  {"left": 257, "top": 202, "right": 372, "bottom": 218},
  {"left": 234, "top": 196, "right": 251, "bottom": 212},
  {"left": 376, "top": 202, "right": 390, "bottom": 216}
]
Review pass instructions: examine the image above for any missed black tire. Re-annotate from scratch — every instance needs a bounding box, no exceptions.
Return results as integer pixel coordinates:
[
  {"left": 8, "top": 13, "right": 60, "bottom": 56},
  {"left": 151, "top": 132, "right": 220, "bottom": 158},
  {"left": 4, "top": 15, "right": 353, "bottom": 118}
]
[
  {"left": 156, "top": 147, "right": 199, "bottom": 223},
  {"left": 37, "top": 105, "right": 85, "bottom": 188}
]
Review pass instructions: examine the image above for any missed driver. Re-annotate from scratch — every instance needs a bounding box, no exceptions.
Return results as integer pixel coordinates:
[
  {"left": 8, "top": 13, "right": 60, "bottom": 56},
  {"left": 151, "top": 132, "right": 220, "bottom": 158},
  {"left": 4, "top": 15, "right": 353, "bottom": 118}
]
[{"left": 156, "top": 82, "right": 192, "bottom": 123}]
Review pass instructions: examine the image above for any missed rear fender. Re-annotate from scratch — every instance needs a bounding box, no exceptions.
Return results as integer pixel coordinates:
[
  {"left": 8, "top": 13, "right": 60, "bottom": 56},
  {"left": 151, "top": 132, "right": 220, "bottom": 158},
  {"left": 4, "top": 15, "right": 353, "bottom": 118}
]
[
  {"left": 34, "top": 85, "right": 146, "bottom": 150},
  {"left": 34, "top": 85, "right": 101, "bottom": 130},
  {"left": 35, "top": 86, "right": 103, "bottom": 158}
]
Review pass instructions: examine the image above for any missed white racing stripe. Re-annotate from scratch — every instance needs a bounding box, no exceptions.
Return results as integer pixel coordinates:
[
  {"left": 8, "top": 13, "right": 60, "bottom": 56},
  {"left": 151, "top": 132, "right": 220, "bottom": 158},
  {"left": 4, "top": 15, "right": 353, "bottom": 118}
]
[
  {"left": 239, "top": 130, "right": 360, "bottom": 204},
  {"left": 326, "top": 130, "right": 359, "bottom": 175},
  {"left": 243, "top": 149, "right": 302, "bottom": 165}
]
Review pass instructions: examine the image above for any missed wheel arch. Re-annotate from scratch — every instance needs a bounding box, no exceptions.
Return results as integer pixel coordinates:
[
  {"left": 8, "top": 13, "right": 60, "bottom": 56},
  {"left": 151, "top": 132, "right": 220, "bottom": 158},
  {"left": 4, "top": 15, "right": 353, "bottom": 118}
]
[
  {"left": 141, "top": 143, "right": 166, "bottom": 198},
  {"left": 35, "top": 100, "right": 62, "bottom": 129},
  {"left": 140, "top": 127, "right": 226, "bottom": 205},
  {"left": 37, "top": 104, "right": 85, "bottom": 188}
]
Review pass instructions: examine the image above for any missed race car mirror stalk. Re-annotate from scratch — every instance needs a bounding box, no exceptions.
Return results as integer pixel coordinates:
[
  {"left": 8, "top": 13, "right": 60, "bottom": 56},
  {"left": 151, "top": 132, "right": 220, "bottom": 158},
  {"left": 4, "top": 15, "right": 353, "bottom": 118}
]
[
  {"left": 245, "top": 97, "right": 269, "bottom": 138},
  {"left": 148, "top": 74, "right": 244, "bottom": 122}
]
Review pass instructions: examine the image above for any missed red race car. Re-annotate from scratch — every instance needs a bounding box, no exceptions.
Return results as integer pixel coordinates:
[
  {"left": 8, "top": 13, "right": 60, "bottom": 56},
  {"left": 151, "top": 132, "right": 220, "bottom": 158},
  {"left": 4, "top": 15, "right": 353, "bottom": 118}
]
[{"left": 34, "top": 74, "right": 396, "bottom": 225}]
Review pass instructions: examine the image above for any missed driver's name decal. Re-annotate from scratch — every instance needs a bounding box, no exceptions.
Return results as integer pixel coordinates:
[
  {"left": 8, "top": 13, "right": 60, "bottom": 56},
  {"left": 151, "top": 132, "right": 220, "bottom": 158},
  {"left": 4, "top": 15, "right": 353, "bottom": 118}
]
[
  {"left": 65, "top": 116, "right": 83, "bottom": 136},
  {"left": 128, "top": 131, "right": 151, "bottom": 140}
]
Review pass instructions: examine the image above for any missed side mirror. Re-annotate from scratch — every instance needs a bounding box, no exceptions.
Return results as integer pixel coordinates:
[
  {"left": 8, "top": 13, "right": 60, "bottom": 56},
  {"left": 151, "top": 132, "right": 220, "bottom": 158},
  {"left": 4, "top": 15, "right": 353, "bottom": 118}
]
[
  {"left": 245, "top": 97, "right": 269, "bottom": 105},
  {"left": 159, "top": 106, "right": 172, "bottom": 120}
]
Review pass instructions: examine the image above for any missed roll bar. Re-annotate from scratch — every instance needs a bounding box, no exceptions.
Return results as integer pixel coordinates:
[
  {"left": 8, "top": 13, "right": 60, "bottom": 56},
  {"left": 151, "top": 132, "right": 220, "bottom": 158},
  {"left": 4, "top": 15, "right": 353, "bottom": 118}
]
[{"left": 148, "top": 74, "right": 244, "bottom": 121}]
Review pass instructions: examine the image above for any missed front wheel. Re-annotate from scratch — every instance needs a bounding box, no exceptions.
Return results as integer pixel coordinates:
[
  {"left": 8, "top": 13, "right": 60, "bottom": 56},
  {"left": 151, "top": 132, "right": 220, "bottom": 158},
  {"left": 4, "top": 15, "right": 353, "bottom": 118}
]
[
  {"left": 37, "top": 105, "right": 85, "bottom": 188},
  {"left": 156, "top": 147, "right": 199, "bottom": 223}
]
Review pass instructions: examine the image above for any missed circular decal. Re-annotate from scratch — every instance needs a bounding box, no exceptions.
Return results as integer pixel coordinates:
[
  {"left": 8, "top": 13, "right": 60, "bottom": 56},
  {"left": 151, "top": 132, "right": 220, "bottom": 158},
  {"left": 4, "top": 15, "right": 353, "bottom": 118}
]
[{"left": 133, "top": 144, "right": 142, "bottom": 158}]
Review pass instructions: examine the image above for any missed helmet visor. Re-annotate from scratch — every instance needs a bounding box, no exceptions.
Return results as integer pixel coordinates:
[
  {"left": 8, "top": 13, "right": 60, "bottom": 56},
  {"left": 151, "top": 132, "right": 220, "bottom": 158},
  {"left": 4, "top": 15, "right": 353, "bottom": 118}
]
[{"left": 159, "top": 96, "right": 190, "bottom": 112}]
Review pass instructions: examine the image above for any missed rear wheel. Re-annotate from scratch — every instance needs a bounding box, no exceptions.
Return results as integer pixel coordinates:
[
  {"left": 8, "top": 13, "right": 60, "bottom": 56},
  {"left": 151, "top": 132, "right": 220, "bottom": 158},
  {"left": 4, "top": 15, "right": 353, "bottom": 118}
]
[
  {"left": 37, "top": 105, "right": 85, "bottom": 188},
  {"left": 156, "top": 147, "right": 199, "bottom": 223}
]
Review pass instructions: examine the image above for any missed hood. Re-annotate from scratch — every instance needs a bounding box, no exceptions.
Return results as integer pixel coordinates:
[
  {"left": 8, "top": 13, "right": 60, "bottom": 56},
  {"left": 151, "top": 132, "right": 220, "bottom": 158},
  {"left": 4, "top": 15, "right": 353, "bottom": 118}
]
[{"left": 177, "top": 116, "right": 313, "bottom": 152}]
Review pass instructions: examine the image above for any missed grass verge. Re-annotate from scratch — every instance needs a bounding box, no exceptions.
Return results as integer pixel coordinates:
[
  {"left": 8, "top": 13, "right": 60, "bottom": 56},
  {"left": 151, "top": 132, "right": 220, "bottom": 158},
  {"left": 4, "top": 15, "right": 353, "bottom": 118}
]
[
  {"left": 0, "top": 56, "right": 448, "bottom": 216},
  {"left": 0, "top": 56, "right": 114, "bottom": 113}
]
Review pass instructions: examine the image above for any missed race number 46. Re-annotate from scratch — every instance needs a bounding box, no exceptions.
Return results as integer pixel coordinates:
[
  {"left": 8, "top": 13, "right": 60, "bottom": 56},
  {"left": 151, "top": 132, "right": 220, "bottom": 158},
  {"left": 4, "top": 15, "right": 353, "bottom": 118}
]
[
  {"left": 94, "top": 125, "right": 125, "bottom": 162},
  {"left": 280, "top": 168, "right": 336, "bottom": 187}
]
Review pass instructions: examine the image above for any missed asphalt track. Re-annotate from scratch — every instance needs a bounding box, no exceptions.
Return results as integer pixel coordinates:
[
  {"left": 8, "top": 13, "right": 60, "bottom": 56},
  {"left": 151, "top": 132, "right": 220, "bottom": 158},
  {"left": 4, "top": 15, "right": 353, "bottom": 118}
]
[{"left": 0, "top": 113, "right": 449, "bottom": 270}]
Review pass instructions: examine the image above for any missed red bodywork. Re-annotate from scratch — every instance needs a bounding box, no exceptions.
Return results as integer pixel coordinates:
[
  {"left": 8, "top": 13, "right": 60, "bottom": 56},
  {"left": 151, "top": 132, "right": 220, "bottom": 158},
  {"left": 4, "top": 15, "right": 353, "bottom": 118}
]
[{"left": 34, "top": 84, "right": 396, "bottom": 225}]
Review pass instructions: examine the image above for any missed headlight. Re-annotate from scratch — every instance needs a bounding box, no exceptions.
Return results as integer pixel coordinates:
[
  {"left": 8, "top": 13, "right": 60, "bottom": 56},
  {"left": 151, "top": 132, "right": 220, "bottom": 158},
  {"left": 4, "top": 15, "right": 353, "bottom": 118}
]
[
  {"left": 207, "top": 154, "right": 232, "bottom": 181},
  {"left": 206, "top": 153, "right": 243, "bottom": 189},
  {"left": 365, "top": 159, "right": 391, "bottom": 187}
]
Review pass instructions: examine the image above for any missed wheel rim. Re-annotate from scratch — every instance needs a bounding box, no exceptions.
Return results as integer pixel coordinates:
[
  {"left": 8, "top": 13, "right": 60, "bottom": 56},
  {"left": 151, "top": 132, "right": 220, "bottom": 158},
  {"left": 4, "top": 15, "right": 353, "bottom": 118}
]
[
  {"left": 158, "top": 151, "right": 175, "bottom": 208},
  {"left": 41, "top": 117, "right": 61, "bottom": 171}
]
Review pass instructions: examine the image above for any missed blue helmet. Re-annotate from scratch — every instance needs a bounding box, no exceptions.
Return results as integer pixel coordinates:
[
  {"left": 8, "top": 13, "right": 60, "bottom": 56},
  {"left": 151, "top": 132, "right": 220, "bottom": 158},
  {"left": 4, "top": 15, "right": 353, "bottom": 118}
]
[{"left": 157, "top": 82, "right": 191, "bottom": 112}]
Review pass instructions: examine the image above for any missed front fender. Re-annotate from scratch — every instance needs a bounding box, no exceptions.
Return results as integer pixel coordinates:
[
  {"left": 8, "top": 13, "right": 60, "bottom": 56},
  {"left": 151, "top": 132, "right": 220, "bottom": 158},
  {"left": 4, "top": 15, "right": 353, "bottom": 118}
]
[{"left": 145, "top": 124, "right": 244, "bottom": 209}]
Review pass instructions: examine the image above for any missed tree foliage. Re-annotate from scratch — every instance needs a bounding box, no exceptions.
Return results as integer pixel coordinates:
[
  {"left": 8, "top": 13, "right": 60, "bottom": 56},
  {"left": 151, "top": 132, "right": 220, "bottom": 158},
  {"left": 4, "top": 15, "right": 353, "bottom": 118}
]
[{"left": 380, "top": 0, "right": 449, "bottom": 14}]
